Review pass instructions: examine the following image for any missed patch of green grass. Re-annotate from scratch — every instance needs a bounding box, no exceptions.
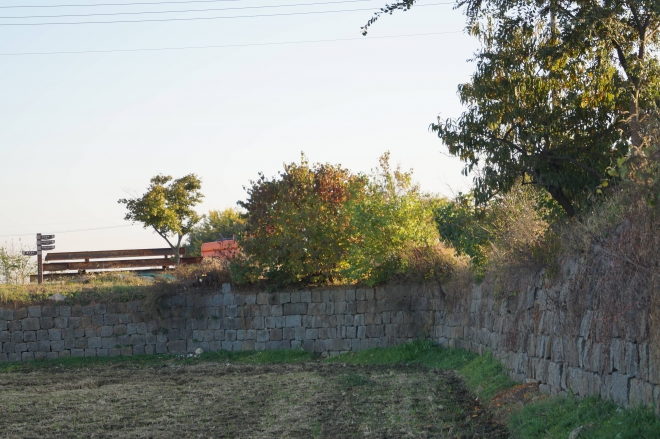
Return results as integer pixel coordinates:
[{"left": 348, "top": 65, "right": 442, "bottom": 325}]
[
  {"left": 0, "top": 349, "right": 316, "bottom": 373},
  {"left": 509, "top": 395, "right": 660, "bottom": 439},
  {"left": 328, "top": 339, "right": 515, "bottom": 399},
  {"left": 458, "top": 351, "right": 516, "bottom": 400}
]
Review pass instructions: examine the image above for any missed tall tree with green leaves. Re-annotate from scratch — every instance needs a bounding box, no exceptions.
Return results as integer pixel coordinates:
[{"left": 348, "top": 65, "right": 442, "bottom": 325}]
[
  {"left": 362, "top": 2, "right": 629, "bottom": 216},
  {"left": 364, "top": 0, "right": 660, "bottom": 153},
  {"left": 119, "top": 174, "right": 203, "bottom": 265},
  {"left": 435, "top": 21, "right": 626, "bottom": 216}
]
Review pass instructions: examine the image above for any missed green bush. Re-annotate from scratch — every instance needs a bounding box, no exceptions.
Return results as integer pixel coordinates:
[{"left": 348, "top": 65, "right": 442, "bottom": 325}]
[
  {"left": 234, "top": 153, "right": 454, "bottom": 287},
  {"left": 235, "top": 154, "right": 364, "bottom": 287},
  {"left": 341, "top": 154, "right": 449, "bottom": 286}
]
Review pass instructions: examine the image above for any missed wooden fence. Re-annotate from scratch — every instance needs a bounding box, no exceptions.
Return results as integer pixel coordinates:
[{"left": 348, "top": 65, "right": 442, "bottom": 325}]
[{"left": 30, "top": 248, "right": 202, "bottom": 282}]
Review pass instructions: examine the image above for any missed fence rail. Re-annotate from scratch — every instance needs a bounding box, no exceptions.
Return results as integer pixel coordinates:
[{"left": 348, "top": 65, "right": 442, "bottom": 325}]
[{"left": 32, "top": 248, "right": 202, "bottom": 282}]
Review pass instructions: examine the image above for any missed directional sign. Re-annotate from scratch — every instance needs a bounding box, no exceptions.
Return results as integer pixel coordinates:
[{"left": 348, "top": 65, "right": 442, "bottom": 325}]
[
  {"left": 40, "top": 240, "right": 55, "bottom": 245},
  {"left": 22, "top": 251, "right": 37, "bottom": 256},
  {"left": 40, "top": 235, "right": 55, "bottom": 240},
  {"left": 41, "top": 245, "right": 55, "bottom": 251}
]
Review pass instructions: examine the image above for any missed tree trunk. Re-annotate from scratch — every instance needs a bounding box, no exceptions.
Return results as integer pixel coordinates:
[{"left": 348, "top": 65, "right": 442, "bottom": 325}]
[
  {"left": 546, "top": 184, "right": 576, "bottom": 217},
  {"left": 630, "top": 97, "right": 642, "bottom": 149}
]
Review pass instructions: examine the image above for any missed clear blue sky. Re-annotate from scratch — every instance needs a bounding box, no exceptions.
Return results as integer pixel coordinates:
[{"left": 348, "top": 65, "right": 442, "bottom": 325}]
[{"left": 0, "top": 0, "right": 478, "bottom": 252}]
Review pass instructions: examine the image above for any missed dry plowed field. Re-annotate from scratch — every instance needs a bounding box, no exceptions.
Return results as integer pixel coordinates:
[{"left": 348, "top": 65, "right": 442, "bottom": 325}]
[{"left": 0, "top": 362, "right": 509, "bottom": 438}]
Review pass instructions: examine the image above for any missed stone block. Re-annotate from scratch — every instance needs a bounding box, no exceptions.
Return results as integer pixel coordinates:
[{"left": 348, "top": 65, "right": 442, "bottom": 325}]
[
  {"left": 53, "top": 317, "right": 68, "bottom": 329},
  {"left": 85, "top": 328, "right": 98, "bottom": 338},
  {"left": 59, "top": 306, "right": 71, "bottom": 318},
  {"left": 87, "top": 337, "right": 102, "bottom": 349},
  {"left": 120, "top": 347, "right": 132, "bottom": 356},
  {"left": 14, "top": 308, "right": 27, "bottom": 320},
  {"left": 104, "top": 314, "right": 119, "bottom": 325},
  {"left": 37, "top": 330, "right": 50, "bottom": 341},
  {"left": 256, "top": 293, "right": 268, "bottom": 305},
  {"left": 283, "top": 327, "right": 295, "bottom": 340},
  {"left": 290, "top": 292, "right": 301, "bottom": 303},
  {"left": 82, "top": 306, "right": 95, "bottom": 316},
  {"left": 42, "top": 307, "right": 59, "bottom": 318},
  {"left": 312, "top": 291, "right": 322, "bottom": 303},
  {"left": 75, "top": 339, "right": 88, "bottom": 349},
  {"left": 280, "top": 293, "right": 291, "bottom": 304},
  {"left": 71, "top": 349, "right": 85, "bottom": 357},
  {"left": 0, "top": 331, "right": 9, "bottom": 343},
  {"left": 285, "top": 315, "right": 302, "bottom": 327},
  {"left": 22, "top": 352, "right": 34, "bottom": 361},
  {"left": 611, "top": 372, "right": 631, "bottom": 408},
  {"left": 94, "top": 304, "right": 107, "bottom": 315},
  {"left": 102, "top": 337, "right": 117, "bottom": 349},
  {"left": 130, "top": 334, "right": 146, "bottom": 346},
  {"left": 133, "top": 345, "right": 145, "bottom": 355},
  {"left": 97, "top": 349, "right": 109, "bottom": 357},
  {"left": 629, "top": 378, "right": 655, "bottom": 408},
  {"left": 300, "top": 291, "right": 312, "bottom": 303},
  {"left": 21, "top": 318, "right": 40, "bottom": 331},
  {"left": 27, "top": 306, "right": 41, "bottom": 318},
  {"left": 270, "top": 329, "right": 282, "bottom": 341},
  {"left": 8, "top": 320, "right": 21, "bottom": 332},
  {"left": 156, "top": 342, "right": 168, "bottom": 354},
  {"left": 48, "top": 329, "right": 62, "bottom": 341},
  {"left": 50, "top": 340, "right": 65, "bottom": 351}
]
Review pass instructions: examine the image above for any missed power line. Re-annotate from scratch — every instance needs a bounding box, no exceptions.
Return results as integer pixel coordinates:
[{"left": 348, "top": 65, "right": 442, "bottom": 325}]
[
  {"left": 0, "top": 2, "right": 450, "bottom": 25},
  {"left": 0, "top": 224, "right": 135, "bottom": 238},
  {"left": 0, "top": 30, "right": 462, "bottom": 55},
  {"left": 0, "top": 0, "right": 241, "bottom": 9},
  {"left": 0, "top": 0, "right": 377, "bottom": 19}
]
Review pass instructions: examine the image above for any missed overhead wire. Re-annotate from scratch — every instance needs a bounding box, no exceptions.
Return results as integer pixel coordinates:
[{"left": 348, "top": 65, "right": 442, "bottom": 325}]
[
  {"left": 0, "top": 0, "right": 242, "bottom": 9},
  {"left": 0, "top": 2, "right": 452, "bottom": 25},
  {"left": 0, "top": 0, "right": 379, "bottom": 19},
  {"left": 0, "top": 224, "right": 136, "bottom": 238},
  {"left": 0, "top": 30, "right": 463, "bottom": 55}
]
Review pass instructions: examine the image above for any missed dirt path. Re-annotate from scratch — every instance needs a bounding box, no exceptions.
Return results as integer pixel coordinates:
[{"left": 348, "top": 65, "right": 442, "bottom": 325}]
[{"left": 0, "top": 362, "right": 509, "bottom": 438}]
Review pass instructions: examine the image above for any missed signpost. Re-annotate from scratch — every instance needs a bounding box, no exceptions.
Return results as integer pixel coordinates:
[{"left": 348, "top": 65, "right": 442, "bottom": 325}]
[{"left": 22, "top": 233, "right": 55, "bottom": 284}]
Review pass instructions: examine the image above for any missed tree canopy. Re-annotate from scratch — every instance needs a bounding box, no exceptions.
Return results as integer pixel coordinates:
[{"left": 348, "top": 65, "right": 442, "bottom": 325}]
[
  {"left": 118, "top": 174, "right": 203, "bottom": 264},
  {"left": 362, "top": 0, "right": 660, "bottom": 215}
]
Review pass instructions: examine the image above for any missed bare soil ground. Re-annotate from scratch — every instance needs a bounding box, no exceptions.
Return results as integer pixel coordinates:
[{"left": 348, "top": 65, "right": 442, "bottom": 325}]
[{"left": 0, "top": 361, "right": 508, "bottom": 439}]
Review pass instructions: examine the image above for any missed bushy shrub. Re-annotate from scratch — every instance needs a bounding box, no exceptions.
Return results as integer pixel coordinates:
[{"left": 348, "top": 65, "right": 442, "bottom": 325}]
[
  {"left": 434, "top": 183, "right": 557, "bottom": 281},
  {"left": 235, "top": 154, "right": 365, "bottom": 287},
  {"left": 434, "top": 193, "right": 491, "bottom": 270},
  {"left": 234, "top": 153, "right": 454, "bottom": 287},
  {"left": 0, "top": 240, "right": 35, "bottom": 285},
  {"left": 341, "top": 154, "right": 446, "bottom": 286}
]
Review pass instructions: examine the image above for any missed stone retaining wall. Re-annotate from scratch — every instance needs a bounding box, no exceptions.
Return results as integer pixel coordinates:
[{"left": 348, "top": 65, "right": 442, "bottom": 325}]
[{"left": 1, "top": 278, "right": 658, "bottom": 414}]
